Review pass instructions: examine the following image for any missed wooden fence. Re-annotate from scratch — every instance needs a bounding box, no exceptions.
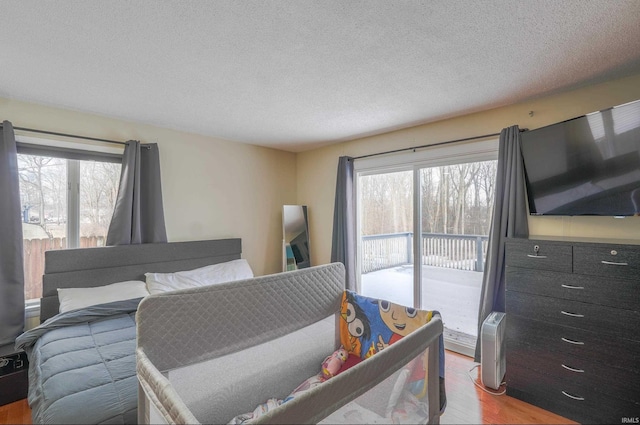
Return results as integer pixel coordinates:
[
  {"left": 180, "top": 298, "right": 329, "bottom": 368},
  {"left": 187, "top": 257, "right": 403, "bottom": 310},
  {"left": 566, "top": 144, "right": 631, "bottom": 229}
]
[{"left": 23, "top": 236, "right": 105, "bottom": 301}]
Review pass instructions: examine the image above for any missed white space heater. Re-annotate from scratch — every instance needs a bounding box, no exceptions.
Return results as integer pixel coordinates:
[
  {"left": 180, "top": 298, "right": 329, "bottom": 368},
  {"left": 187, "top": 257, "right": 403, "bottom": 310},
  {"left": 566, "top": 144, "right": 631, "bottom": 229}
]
[{"left": 480, "top": 311, "right": 506, "bottom": 390}]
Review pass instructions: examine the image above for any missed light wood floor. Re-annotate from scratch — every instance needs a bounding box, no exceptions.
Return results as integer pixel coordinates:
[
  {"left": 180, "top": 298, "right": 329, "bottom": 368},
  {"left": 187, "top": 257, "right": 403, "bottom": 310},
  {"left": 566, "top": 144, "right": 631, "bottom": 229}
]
[
  {"left": 0, "top": 397, "right": 30, "bottom": 425},
  {"left": 441, "top": 351, "right": 576, "bottom": 424},
  {"left": 0, "top": 350, "right": 576, "bottom": 425}
]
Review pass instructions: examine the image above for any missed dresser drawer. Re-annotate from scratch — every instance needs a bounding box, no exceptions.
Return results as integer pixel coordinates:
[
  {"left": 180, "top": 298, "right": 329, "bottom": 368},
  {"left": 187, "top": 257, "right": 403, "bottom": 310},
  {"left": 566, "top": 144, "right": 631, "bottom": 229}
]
[
  {"left": 506, "top": 314, "right": 640, "bottom": 369},
  {"left": 506, "top": 386, "right": 592, "bottom": 424},
  {"left": 506, "top": 375, "right": 640, "bottom": 425},
  {"left": 505, "top": 240, "right": 572, "bottom": 272},
  {"left": 506, "top": 268, "right": 639, "bottom": 311},
  {"left": 506, "top": 291, "right": 640, "bottom": 340},
  {"left": 505, "top": 238, "right": 640, "bottom": 422},
  {"left": 574, "top": 245, "right": 640, "bottom": 280},
  {"left": 507, "top": 336, "right": 640, "bottom": 403}
]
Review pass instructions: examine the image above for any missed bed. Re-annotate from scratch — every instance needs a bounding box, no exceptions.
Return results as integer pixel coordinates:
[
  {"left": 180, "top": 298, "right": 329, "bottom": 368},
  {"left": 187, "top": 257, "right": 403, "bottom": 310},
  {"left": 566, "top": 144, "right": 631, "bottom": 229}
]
[
  {"left": 15, "top": 238, "right": 244, "bottom": 425},
  {"left": 136, "top": 262, "right": 446, "bottom": 424}
]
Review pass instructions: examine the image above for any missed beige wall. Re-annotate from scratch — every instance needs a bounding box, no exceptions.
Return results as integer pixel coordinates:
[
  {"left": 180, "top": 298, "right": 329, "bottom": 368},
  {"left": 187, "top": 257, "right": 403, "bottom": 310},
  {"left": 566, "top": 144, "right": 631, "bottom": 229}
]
[
  {"left": 298, "top": 73, "right": 640, "bottom": 267},
  {"left": 4, "top": 72, "right": 640, "bottom": 274},
  {"left": 0, "top": 97, "right": 297, "bottom": 276}
]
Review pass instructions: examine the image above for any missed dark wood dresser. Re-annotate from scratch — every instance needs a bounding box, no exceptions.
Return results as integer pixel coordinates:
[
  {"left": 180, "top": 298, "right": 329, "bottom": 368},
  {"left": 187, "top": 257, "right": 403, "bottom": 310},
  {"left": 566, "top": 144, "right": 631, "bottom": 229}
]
[{"left": 505, "top": 237, "right": 640, "bottom": 424}]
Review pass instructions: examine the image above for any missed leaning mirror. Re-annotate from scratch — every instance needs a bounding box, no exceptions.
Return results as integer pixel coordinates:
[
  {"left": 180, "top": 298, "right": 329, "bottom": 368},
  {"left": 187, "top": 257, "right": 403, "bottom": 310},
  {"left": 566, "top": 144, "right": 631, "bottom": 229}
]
[{"left": 282, "top": 205, "right": 310, "bottom": 271}]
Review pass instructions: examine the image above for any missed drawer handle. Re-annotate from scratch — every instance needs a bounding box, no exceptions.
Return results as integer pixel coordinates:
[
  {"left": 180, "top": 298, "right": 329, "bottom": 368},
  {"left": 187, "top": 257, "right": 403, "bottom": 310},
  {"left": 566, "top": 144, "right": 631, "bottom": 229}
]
[
  {"left": 561, "top": 364, "right": 584, "bottom": 373},
  {"left": 561, "top": 391, "right": 585, "bottom": 401},
  {"left": 527, "top": 254, "right": 548, "bottom": 259},
  {"left": 561, "top": 337, "right": 584, "bottom": 345},
  {"left": 561, "top": 311, "right": 584, "bottom": 318},
  {"left": 561, "top": 284, "right": 584, "bottom": 290},
  {"left": 601, "top": 260, "right": 628, "bottom": 266}
]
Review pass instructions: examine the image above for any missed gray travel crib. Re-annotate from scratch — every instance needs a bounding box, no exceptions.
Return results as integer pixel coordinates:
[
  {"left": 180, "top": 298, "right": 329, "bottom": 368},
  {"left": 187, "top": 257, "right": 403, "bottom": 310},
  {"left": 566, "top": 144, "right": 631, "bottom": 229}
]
[{"left": 136, "top": 262, "right": 444, "bottom": 424}]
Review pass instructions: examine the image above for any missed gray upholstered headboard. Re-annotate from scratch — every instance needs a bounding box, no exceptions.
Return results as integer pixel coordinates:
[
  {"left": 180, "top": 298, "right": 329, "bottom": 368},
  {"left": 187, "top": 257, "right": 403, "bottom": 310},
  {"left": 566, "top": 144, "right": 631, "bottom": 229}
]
[{"left": 40, "top": 239, "right": 242, "bottom": 323}]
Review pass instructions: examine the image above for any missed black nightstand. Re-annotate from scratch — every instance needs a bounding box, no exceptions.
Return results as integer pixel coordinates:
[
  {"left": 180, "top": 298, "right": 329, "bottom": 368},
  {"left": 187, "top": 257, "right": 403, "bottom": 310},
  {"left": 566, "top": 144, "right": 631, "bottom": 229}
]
[{"left": 0, "top": 344, "right": 29, "bottom": 406}]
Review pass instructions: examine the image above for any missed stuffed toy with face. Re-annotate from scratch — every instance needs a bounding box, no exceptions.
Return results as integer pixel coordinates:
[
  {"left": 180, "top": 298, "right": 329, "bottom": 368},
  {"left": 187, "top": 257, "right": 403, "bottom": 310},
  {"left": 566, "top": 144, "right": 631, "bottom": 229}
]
[{"left": 321, "top": 345, "right": 348, "bottom": 379}]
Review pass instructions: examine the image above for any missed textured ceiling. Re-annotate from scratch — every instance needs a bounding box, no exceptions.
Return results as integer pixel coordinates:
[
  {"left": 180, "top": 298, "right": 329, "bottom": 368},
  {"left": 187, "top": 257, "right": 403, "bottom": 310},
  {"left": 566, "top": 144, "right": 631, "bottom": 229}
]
[{"left": 1, "top": 1, "right": 640, "bottom": 152}]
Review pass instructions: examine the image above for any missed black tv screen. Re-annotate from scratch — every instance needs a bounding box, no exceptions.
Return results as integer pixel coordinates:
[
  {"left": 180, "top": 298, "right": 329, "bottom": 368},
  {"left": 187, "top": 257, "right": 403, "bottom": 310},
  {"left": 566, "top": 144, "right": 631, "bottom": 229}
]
[{"left": 520, "top": 99, "right": 640, "bottom": 216}]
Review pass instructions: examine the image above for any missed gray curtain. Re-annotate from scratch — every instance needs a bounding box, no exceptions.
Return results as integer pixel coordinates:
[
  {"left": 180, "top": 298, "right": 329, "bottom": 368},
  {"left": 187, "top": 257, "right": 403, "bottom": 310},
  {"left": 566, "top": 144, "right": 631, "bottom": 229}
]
[
  {"left": 106, "top": 140, "right": 167, "bottom": 245},
  {"left": 474, "top": 125, "right": 529, "bottom": 362},
  {"left": 0, "top": 121, "right": 25, "bottom": 346},
  {"left": 331, "top": 156, "right": 356, "bottom": 291}
]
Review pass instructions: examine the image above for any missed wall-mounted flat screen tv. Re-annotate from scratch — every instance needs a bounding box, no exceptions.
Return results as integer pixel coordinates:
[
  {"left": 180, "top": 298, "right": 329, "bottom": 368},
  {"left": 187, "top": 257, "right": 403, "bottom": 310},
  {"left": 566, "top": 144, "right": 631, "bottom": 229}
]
[{"left": 520, "top": 99, "right": 640, "bottom": 216}]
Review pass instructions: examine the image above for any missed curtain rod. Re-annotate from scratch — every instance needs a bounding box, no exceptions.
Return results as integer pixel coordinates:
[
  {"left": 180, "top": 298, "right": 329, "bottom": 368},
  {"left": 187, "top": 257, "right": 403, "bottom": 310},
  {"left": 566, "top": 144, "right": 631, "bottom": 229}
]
[
  {"left": 0, "top": 123, "right": 127, "bottom": 146},
  {"left": 352, "top": 129, "right": 527, "bottom": 160}
]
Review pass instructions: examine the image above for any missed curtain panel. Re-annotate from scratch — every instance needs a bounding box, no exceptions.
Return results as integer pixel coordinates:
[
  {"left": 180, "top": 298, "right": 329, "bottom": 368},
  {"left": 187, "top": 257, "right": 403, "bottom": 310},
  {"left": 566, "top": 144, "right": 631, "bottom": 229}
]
[
  {"left": 0, "top": 121, "right": 25, "bottom": 346},
  {"left": 106, "top": 140, "right": 167, "bottom": 245},
  {"left": 331, "top": 156, "right": 356, "bottom": 291},
  {"left": 474, "top": 125, "right": 529, "bottom": 362}
]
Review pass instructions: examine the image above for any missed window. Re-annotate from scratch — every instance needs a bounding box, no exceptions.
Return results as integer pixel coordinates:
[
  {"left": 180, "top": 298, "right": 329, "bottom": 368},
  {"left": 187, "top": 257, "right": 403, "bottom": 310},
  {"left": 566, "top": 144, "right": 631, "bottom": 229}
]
[
  {"left": 17, "top": 139, "right": 122, "bottom": 302},
  {"left": 355, "top": 139, "right": 498, "bottom": 355}
]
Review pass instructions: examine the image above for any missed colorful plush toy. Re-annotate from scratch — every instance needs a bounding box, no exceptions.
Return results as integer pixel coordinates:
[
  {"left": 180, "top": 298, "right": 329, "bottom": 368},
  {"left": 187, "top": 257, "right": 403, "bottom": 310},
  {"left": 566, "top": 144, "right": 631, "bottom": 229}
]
[{"left": 321, "top": 345, "right": 348, "bottom": 379}]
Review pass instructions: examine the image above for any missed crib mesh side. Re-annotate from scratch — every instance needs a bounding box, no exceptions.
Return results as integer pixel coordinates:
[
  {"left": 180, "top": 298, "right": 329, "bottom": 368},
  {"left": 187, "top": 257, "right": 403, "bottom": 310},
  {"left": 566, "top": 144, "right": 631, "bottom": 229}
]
[
  {"left": 319, "top": 349, "right": 432, "bottom": 424},
  {"left": 250, "top": 314, "right": 442, "bottom": 425}
]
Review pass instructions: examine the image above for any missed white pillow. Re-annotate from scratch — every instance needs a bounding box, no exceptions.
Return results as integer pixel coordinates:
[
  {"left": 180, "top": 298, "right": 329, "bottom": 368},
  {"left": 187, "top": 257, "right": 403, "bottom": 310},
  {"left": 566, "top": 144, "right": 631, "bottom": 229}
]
[
  {"left": 145, "top": 259, "right": 254, "bottom": 295},
  {"left": 57, "top": 280, "right": 149, "bottom": 313}
]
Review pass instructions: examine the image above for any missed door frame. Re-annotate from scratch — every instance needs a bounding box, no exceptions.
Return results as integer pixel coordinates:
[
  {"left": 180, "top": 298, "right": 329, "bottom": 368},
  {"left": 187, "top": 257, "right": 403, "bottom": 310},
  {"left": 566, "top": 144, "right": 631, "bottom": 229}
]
[{"left": 354, "top": 138, "right": 499, "bottom": 354}]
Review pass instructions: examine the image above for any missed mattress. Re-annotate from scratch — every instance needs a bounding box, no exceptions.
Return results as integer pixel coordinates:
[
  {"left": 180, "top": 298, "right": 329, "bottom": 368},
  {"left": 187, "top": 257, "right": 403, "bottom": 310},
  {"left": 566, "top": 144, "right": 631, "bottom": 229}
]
[
  {"left": 16, "top": 298, "right": 142, "bottom": 424},
  {"left": 168, "top": 315, "right": 337, "bottom": 423}
]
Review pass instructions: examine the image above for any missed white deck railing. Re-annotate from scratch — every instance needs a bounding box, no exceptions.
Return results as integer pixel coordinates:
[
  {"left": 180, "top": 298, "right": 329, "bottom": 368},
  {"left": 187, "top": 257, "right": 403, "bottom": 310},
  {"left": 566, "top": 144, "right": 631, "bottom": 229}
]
[{"left": 361, "top": 232, "right": 489, "bottom": 274}]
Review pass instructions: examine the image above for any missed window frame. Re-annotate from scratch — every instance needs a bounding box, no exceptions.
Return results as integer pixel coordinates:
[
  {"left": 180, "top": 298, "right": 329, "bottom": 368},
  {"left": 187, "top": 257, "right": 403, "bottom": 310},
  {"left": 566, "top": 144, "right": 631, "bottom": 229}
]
[
  {"left": 16, "top": 142, "right": 122, "bottom": 163},
  {"left": 354, "top": 138, "right": 499, "bottom": 293},
  {"left": 16, "top": 135, "right": 123, "bottom": 312},
  {"left": 353, "top": 139, "right": 499, "bottom": 355}
]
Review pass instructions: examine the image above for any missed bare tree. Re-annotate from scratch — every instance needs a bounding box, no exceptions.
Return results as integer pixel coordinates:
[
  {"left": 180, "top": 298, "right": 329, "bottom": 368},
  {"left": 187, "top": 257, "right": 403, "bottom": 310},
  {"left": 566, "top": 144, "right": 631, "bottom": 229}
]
[
  {"left": 360, "top": 160, "right": 497, "bottom": 237},
  {"left": 18, "top": 155, "right": 65, "bottom": 226},
  {"left": 80, "top": 161, "right": 121, "bottom": 238}
]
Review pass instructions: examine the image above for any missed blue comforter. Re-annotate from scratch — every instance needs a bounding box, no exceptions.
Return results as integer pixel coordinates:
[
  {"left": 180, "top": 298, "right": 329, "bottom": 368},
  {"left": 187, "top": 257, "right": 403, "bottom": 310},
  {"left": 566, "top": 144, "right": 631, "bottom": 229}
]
[{"left": 16, "top": 298, "right": 142, "bottom": 424}]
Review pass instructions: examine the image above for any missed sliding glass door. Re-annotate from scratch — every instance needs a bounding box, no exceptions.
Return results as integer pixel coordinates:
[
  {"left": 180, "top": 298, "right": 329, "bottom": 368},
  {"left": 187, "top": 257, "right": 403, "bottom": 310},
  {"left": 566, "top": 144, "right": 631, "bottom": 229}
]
[
  {"left": 418, "top": 161, "right": 495, "bottom": 351},
  {"left": 356, "top": 141, "right": 497, "bottom": 353},
  {"left": 358, "top": 169, "right": 414, "bottom": 306}
]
